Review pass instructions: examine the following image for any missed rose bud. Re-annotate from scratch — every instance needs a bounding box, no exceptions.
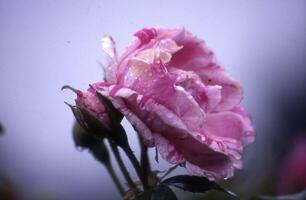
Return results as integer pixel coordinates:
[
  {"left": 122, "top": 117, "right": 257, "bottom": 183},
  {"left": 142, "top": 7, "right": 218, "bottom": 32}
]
[
  {"left": 72, "top": 121, "right": 112, "bottom": 172},
  {"left": 276, "top": 135, "right": 306, "bottom": 195},
  {"left": 92, "top": 27, "right": 255, "bottom": 180},
  {"left": 62, "top": 85, "right": 112, "bottom": 135},
  {"left": 63, "top": 85, "right": 128, "bottom": 148},
  {"left": 74, "top": 87, "right": 112, "bottom": 128},
  {"left": 72, "top": 121, "right": 97, "bottom": 148}
]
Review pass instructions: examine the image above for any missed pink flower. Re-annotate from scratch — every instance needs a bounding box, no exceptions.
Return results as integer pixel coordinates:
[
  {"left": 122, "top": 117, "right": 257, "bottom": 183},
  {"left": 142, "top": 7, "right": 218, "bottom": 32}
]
[
  {"left": 93, "top": 27, "right": 255, "bottom": 180},
  {"left": 276, "top": 136, "right": 306, "bottom": 194}
]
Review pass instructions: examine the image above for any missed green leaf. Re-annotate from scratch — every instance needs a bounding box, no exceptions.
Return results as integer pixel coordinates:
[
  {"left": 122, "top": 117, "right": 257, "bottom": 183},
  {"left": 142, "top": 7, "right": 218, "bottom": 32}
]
[
  {"left": 160, "top": 164, "right": 179, "bottom": 180},
  {"left": 133, "top": 190, "right": 153, "bottom": 200},
  {"left": 133, "top": 184, "right": 177, "bottom": 200},
  {"left": 162, "top": 175, "right": 238, "bottom": 199},
  {"left": 251, "top": 190, "right": 306, "bottom": 200},
  {"left": 152, "top": 184, "right": 177, "bottom": 200}
]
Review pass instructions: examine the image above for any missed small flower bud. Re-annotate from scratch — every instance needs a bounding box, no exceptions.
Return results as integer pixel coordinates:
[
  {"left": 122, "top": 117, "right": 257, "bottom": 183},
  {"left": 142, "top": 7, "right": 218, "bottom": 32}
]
[
  {"left": 93, "top": 90, "right": 123, "bottom": 126},
  {"left": 89, "top": 140, "right": 110, "bottom": 165},
  {"left": 75, "top": 88, "right": 112, "bottom": 128},
  {"left": 62, "top": 85, "right": 112, "bottom": 138},
  {"left": 72, "top": 121, "right": 110, "bottom": 165},
  {"left": 63, "top": 85, "right": 129, "bottom": 149},
  {"left": 72, "top": 121, "right": 97, "bottom": 148}
]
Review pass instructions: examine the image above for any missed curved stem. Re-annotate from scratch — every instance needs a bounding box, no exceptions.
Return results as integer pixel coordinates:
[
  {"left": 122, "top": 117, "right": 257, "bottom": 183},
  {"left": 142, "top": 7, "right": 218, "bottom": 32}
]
[
  {"left": 123, "top": 145, "right": 149, "bottom": 190},
  {"left": 105, "top": 162, "right": 125, "bottom": 195},
  {"left": 109, "top": 140, "right": 138, "bottom": 191},
  {"left": 160, "top": 164, "right": 179, "bottom": 180},
  {"left": 89, "top": 140, "right": 125, "bottom": 196},
  {"left": 139, "top": 136, "right": 151, "bottom": 176}
]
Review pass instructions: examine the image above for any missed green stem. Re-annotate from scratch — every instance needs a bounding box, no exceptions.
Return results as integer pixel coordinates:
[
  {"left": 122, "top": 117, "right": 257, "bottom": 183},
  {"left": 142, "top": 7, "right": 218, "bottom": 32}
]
[
  {"left": 105, "top": 162, "right": 125, "bottom": 195},
  {"left": 160, "top": 164, "right": 179, "bottom": 180},
  {"left": 89, "top": 140, "right": 125, "bottom": 196},
  {"left": 139, "top": 136, "right": 151, "bottom": 176},
  {"left": 123, "top": 145, "right": 149, "bottom": 190},
  {"left": 109, "top": 140, "right": 138, "bottom": 192}
]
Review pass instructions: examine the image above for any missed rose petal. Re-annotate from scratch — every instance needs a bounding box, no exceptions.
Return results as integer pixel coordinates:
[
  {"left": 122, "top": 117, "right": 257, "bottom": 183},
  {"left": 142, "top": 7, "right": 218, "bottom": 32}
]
[
  {"left": 197, "top": 68, "right": 243, "bottom": 111},
  {"left": 172, "top": 135, "right": 236, "bottom": 180},
  {"left": 230, "top": 106, "right": 256, "bottom": 146},
  {"left": 101, "top": 35, "right": 117, "bottom": 59},
  {"left": 203, "top": 112, "right": 246, "bottom": 141},
  {"left": 134, "top": 28, "right": 157, "bottom": 44},
  {"left": 166, "top": 28, "right": 243, "bottom": 111},
  {"left": 154, "top": 134, "right": 185, "bottom": 164},
  {"left": 171, "top": 68, "right": 222, "bottom": 112}
]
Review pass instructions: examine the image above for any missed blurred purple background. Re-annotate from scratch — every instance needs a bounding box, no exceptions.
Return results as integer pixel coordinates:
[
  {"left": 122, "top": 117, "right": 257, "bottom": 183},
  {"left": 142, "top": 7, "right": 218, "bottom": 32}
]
[{"left": 0, "top": 0, "right": 306, "bottom": 199}]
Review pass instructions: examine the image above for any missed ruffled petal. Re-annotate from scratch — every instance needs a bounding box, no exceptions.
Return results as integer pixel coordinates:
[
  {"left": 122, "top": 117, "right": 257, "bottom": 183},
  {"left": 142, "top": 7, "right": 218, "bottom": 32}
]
[
  {"left": 93, "top": 82, "right": 250, "bottom": 180},
  {"left": 203, "top": 111, "right": 247, "bottom": 141},
  {"left": 119, "top": 58, "right": 207, "bottom": 133},
  {"left": 101, "top": 35, "right": 118, "bottom": 83},
  {"left": 92, "top": 84, "right": 193, "bottom": 144},
  {"left": 95, "top": 85, "right": 155, "bottom": 145},
  {"left": 166, "top": 28, "right": 243, "bottom": 111},
  {"left": 101, "top": 35, "right": 117, "bottom": 59},
  {"left": 171, "top": 135, "right": 237, "bottom": 180},
  {"left": 154, "top": 134, "right": 185, "bottom": 164},
  {"left": 185, "top": 160, "right": 235, "bottom": 181},
  {"left": 134, "top": 28, "right": 157, "bottom": 45},
  {"left": 197, "top": 68, "right": 243, "bottom": 111},
  {"left": 171, "top": 68, "right": 222, "bottom": 112},
  {"left": 230, "top": 106, "right": 256, "bottom": 146}
]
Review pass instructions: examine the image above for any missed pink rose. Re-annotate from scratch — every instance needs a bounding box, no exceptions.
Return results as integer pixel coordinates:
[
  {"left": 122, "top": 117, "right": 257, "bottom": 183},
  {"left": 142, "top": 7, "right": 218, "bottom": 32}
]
[
  {"left": 93, "top": 27, "right": 255, "bottom": 180},
  {"left": 276, "top": 135, "right": 306, "bottom": 194}
]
